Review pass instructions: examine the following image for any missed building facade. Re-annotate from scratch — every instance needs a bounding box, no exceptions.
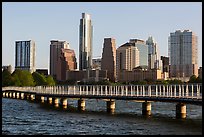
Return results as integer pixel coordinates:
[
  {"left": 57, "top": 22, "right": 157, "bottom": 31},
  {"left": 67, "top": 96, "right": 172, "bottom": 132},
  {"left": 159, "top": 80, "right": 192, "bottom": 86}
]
[
  {"left": 161, "top": 56, "right": 169, "bottom": 73},
  {"left": 36, "top": 69, "right": 48, "bottom": 76},
  {"left": 101, "top": 38, "right": 117, "bottom": 82},
  {"left": 198, "top": 67, "right": 202, "bottom": 79},
  {"left": 117, "top": 69, "right": 162, "bottom": 82},
  {"left": 50, "top": 40, "right": 77, "bottom": 81},
  {"left": 15, "top": 40, "right": 36, "bottom": 73},
  {"left": 116, "top": 42, "right": 139, "bottom": 79},
  {"left": 168, "top": 30, "right": 198, "bottom": 78},
  {"left": 66, "top": 69, "right": 107, "bottom": 82},
  {"left": 92, "top": 58, "right": 101, "bottom": 70},
  {"left": 79, "top": 13, "right": 93, "bottom": 70},
  {"left": 146, "top": 36, "right": 162, "bottom": 71},
  {"left": 129, "top": 39, "right": 148, "bottom": 66}
]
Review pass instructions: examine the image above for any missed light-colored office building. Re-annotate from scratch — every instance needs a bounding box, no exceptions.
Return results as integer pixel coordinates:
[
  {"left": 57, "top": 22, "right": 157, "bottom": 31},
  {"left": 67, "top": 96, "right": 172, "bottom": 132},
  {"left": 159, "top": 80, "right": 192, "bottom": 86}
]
[
  {"left": 129, "top": 39, "right": 148, "bottom": 66},
  {"left": 50, "top": 40, "right": 76, "bottom": 81},
  {"left": 146, "top": 36, "right": 162, "bottom": 71},
  {"left": 116, "top": 42, "right": 139, "bottom": 78},
  {"left": 15, "top": 40, "right": 36, "bottom": 73},
  {"left": 168, "top": 30, "right": 198, "bottom": 78},
  {"left": 79, "top": 13, "right": 93, "bottom": 70},
  {"left": 101, "top": 38, "right": 117, "bottom": 82}
]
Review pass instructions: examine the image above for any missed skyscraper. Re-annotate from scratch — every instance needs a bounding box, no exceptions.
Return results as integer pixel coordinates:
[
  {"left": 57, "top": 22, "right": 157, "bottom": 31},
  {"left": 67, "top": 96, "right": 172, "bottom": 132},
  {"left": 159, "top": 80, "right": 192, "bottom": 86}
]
[
  {"left": 146, "top": 36, "right": 162, "bottom": 70},
  {"left": 15, "top": 40, "right": 36, "bottom": 73},
  {"left": 79, "top": 13, "right": 93, "bottom": 70},
  {"left": 168, "top": 30, "right": 198, "bottom": 77},
  {"left": 50, "top": 40, "right": 77, "bottom": 81},
  {"left": 101, "top": 38, "right": 116, "bottom": 82},
  {"left": 129, "top": 39, "right": 148, "bottom": 66},
  {"left": 116, "top": 42, "right": 139, "bottom": 76}
]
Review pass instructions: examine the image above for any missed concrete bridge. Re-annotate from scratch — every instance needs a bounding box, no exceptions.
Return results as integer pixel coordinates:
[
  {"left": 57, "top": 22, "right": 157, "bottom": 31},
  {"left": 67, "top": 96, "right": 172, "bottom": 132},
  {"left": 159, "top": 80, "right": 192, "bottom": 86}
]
[{"left": 2, "top": 84, "right": 202, "bottom": 119}]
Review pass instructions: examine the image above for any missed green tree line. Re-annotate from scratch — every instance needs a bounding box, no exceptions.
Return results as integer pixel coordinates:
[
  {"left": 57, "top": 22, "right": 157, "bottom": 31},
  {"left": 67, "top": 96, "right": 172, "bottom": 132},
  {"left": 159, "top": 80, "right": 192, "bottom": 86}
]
[{"left": 2, "top": 69, "right": 55, "bottom": 87}]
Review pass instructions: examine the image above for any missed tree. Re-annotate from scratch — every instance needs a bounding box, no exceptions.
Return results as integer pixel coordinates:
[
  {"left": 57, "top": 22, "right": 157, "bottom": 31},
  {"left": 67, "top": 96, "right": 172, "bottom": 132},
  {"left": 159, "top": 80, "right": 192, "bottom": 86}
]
[
  {"left": 196, "top": 76, "right": 202, "bottom": 83},
  {"left": 46, "top": 75, "right": 55, "bottom": 86},
  {"left": 12, "top": 69, "right": 35, "bottom": 86},
  {"left": 188, "top": 75, "right": 197, "bottom": 83},
  {"left": 32, "top": 72, "right": 47, "bottom": 86},
  {"left": 12, "top": 74, "right": 21, "bottom": 86},
  {"left": 2, "top": 69, "right": 14, "bottom": 86},
  {"left": 167, "top": 79, "right": 183, "bottom": 84}
]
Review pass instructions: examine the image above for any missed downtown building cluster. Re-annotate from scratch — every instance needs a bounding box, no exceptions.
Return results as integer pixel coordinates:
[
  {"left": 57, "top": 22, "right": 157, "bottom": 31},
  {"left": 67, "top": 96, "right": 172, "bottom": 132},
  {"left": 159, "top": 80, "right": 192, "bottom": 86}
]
[{"left": 11, "top": 13, "right": 201, "bottom": 82}]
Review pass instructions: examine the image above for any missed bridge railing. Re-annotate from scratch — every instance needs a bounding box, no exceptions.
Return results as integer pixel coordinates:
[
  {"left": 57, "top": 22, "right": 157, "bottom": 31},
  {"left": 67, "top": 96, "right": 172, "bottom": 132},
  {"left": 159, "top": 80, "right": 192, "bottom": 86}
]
[{"left": 2, "top": 84, "right": 202, "bottom": 99}]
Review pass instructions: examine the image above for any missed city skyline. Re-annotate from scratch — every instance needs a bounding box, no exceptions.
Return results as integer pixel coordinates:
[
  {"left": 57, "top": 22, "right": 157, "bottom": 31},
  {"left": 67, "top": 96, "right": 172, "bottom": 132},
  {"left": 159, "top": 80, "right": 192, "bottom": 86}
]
[{"left": 2, "top": 2, "right": 202, "bottom": 72}]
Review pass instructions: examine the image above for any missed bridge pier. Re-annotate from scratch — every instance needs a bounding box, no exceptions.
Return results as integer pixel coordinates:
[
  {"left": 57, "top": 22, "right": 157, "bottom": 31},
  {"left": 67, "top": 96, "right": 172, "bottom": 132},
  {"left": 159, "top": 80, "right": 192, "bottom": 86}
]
[
  {"left": 142, "top": 101, "right": 151, "bottom": 116},
  {"left": 20, "top": 93, "right": 25, "bottom": 99},
  {"left": 47, "top": 97, "right": 53, "bottom": 105},
  {"left": 60, "top": 98, "right": 68, "bottom": 109},
  {"left": 3, "top": 92, "right": 5, "bottom": 97},
  {"left": 6, "top": 92, "right": 9, "bottom": 98},
  {"left": 41, "top": 96, "right": 45, "bottom": 103},
  {"left": 9, "top": 92, "right": 12, "bottom": 98},
  {"left": 30, "top": 94, "right": 35, "bottom": 101},
  {"left": 25, "top": 93, "right": 30, "bottom": 100},
  {"left": 16, "top": 92, "right": 20, "bottom": 99},
  {"left": 78, "top": 98, "right": 85, "bottom": 111},
  {"left": 53, "top": 98, "right": 59, "bottom": 107},
  {"left": 13, "top": 92, "right": 16, "bottom": 98},
  {"left": 176, "top": 103, "right": 186, "bottom": 119},
  {"left": 107, "top": 100, "right": 115, "bottom": 113}
]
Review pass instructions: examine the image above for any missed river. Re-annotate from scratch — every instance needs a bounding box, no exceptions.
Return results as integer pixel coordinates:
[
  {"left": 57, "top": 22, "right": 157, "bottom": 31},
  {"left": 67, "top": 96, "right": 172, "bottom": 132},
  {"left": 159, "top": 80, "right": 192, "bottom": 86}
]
[{"left": 2, "top": 98, "right": 202, "bottom": 135}]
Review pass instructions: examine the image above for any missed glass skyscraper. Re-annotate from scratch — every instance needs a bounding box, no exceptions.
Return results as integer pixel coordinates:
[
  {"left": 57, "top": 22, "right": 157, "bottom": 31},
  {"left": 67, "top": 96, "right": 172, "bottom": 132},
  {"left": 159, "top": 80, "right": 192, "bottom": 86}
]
[
  {"left": 79, "top": 13, "right": 93, "bottom": 70},
  {"left": 15, "top": 40, "right": 36, "bottom": 73}
]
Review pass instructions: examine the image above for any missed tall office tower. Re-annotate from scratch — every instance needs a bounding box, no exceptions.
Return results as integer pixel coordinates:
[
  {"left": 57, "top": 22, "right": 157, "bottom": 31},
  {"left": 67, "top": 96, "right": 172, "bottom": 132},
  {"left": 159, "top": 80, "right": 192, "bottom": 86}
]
[
  {"left": 168, "top": 30, "right": 198, "bottom": 77},
  {"left": 146, "top": 36, "right": 162, "bottom": 70},
  {"left": 129, "top": 39, "right": 148, "bottom": 66},
  {"left": 101, "top": 38, "right": 116, "bottom": 82},
  {"left": 79, "top": 13, "right": 93, "bottom": 70},
  {"left": 50, "top": 40, "right": 77, "bottom": 81},
  {"left": 116, "top": 42, "right": 139, "bottom": 75},
  {"left": 15, "top": 40, "right": 36, "bottom": 73}
]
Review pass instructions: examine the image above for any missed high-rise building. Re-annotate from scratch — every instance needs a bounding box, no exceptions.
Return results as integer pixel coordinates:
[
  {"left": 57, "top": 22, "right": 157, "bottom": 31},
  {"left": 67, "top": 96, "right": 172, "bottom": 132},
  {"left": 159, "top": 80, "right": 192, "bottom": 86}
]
[
  {"left": 146, "top": 36, "right": 162, "bottom": 70},
  {"left": 168, "top": 30, "right": 198, "bottom": 77},
  {"left": 129, "top": 39, "right": 148, "bottom": 66},
  {"left": 15, "top": 40, "right": 36, "bottom": 73},
  {"left": 101, "top": 38, "right": 117, "bottom": 82},
  {"left": 50, "top": 40, "right": 77, "bottom": 81},
  {"left": 79, "top": 13, "right": 93, "bottom": 70},
  {"left": 116, "top": 42, "right": 139, "bottom": 78}
]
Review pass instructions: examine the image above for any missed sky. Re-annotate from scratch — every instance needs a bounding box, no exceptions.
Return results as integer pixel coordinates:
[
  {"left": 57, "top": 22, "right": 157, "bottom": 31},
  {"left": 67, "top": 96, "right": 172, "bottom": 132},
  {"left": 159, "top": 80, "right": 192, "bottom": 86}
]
[{"left": 2, "top": 2, "right": 202, "bottom": 72}]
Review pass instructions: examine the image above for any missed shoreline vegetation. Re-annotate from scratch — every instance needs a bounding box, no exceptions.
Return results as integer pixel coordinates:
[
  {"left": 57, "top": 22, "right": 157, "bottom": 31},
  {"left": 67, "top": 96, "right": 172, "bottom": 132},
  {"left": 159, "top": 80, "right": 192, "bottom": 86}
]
[{"left": 2, "top": 69, "right": 202, "bottom": 87}]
